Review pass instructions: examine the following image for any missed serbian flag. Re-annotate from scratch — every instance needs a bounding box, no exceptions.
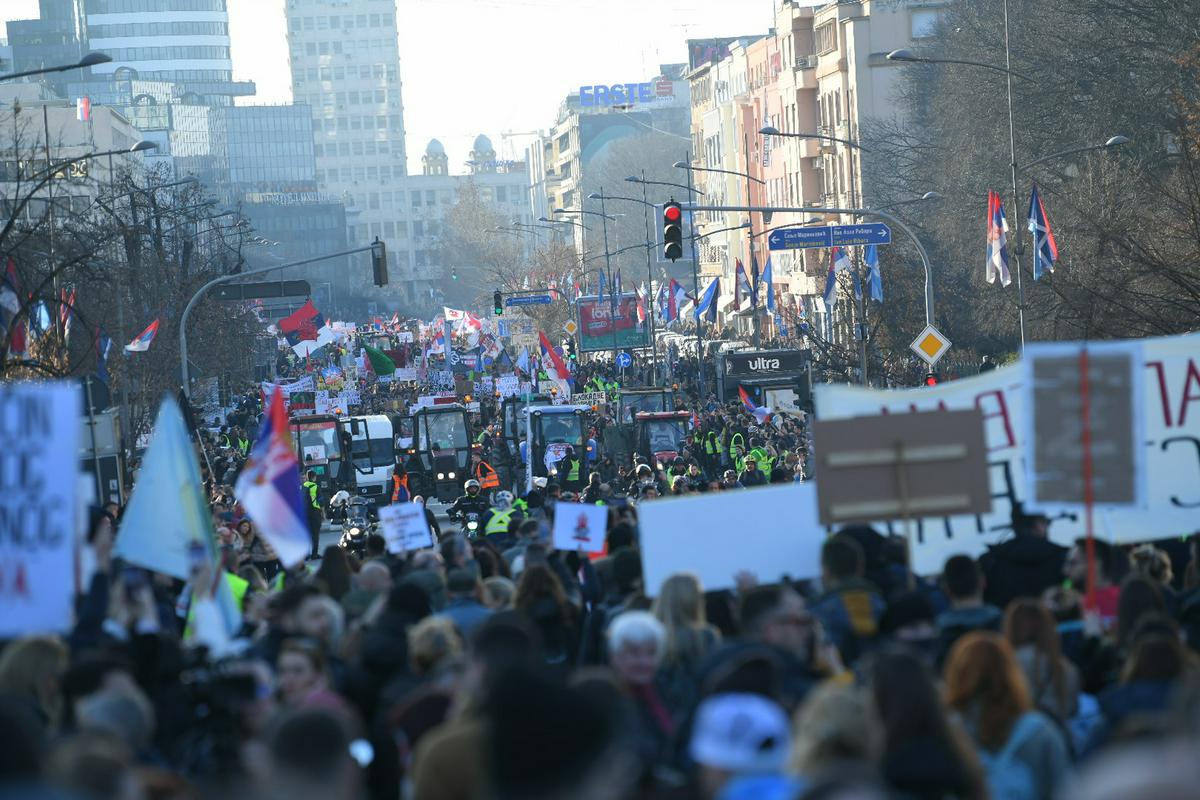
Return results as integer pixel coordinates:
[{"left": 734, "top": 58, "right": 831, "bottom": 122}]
[
  {"left": 665, "top": 278, "right": 688, "bottom": 323},
  {"left": 96, "top": 329, "right": 113, "bottom": 384},
  {"left": 738, "top": 386, "right": 773, "bottom": 426},
  {"left": 1027, "top": 183, "right": 1058, "bottom": 280},
  {"left": 734, "top": 259, "right": 752, "bottom": 310},
  {"left": 125, "top": 319, "right": 160, "bottom": 353},
  {"left": 278, "top": 299, "right": 325, "bottom": 345},
  {"left": 1, "top": 257, "right": 25, "bottom": 358},
  {"left": 235, "top": 387, "right": 311, "bottom": 568},
  {"left": 538, "top": 330, "right": 570, "bottom": 379},
  {"left": 636, "top": 282, "right": 648, "bottom": 324},
  {"left": 986, "top": 190, "right": 1012, "bottom": 286},
  {"left": 60, "top": 287, "right": 76, "bottom": 342}
]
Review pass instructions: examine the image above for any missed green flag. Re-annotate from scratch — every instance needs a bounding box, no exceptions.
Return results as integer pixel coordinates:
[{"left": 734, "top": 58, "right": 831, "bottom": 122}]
[{"left": 364, "top": 344, "right": 396, "bottom": 375}]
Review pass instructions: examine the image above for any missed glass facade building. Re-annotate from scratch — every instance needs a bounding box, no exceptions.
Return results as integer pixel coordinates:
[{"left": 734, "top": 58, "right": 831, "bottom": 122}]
[{"left": 215, "top": 105, "right": 317, "bottom": 192}]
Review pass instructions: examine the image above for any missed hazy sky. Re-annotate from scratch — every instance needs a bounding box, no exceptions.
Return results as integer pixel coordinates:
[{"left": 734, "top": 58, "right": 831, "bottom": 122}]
[{"left": 3, "top": 0, "right": 781, "bottom": 173}]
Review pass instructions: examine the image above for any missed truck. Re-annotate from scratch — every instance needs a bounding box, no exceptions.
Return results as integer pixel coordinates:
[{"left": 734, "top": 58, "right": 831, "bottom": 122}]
[
  {"left": 405, "top": 403, "right": 472, "bottom": 502},
  {"left": 525, "top": 405, "right": 589, "bottom": 492},
  {"left": 289, "top": 414, "right": 353, "bottom": 498},
  {"left": 343, "top": 414, "right": 395, "bottom": 513}
]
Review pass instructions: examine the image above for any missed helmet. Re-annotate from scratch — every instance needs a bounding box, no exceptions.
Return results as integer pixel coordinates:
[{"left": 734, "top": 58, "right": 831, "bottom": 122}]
[
  {"left": 465, "top": 479, "right": 481, "bottom": 492},
  {"left": 494, "top": 490, "right": 514, "bottom": 510}
]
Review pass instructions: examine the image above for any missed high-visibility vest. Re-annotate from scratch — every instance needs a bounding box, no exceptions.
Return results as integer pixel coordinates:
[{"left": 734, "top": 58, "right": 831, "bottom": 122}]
[
  {"left": 729, "top": 433, "right": 745, "bottom": 461},
  {"left": 392, "top": 473, "right": 410, "bottom": 502},
  {"left": 475, "top": 460, "right": 500, "bottom": 489},
  {"left": 302, "top": 480, "right": 320, "bottom": 509},
  {"left": 485, "top": 508, "right": 514, "bottom": 535},
  {"left": 704, "top": 433, "right": 716, "bottom": 455},
  {"left": 184, "top": 572, "right": 248, "bottom": 639},
  {"left": 238, "top": 437, "right": 250, "bottom": 455},
  {"left": 566, "top": 458, "right": 581, "bottom": 482},
  {"left": 750, "top": 447, "right": 770, "bottom": 473}
]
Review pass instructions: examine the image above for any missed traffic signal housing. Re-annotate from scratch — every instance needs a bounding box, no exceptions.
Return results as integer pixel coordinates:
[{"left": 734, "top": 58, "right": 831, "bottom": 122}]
[
  {"left": 565, "top": 338, "right": 577, "bottom": 360},
  {"left": 493, "top": 290, "right": 503, "bottom": 315},
  {"left": 370, "top": 238, "right": 388, "bottom": 287},
  {"left": 663, "top": 200, "right": 683, "bottom": 261},
  {"left": 924, "top": 372, "right": 939, "bottom": 387}
]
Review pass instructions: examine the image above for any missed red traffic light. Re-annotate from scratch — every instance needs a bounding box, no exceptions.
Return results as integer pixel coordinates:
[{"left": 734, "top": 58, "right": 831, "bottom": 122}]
[
  {"left": 664, "top": 204, "right": 681, "bottom": 222},
  {"left": 924, "top": 372, "right": 939, "bottom": 386}
]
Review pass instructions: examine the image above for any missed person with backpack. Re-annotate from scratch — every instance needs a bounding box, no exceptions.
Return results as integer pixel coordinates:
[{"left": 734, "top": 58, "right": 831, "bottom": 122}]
[{"left": 943, "top": 631, "right": 1071, "bottom": 800}]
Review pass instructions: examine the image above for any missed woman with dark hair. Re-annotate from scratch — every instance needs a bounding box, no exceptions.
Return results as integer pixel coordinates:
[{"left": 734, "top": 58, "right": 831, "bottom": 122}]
[
  {"left": 1081, "top": 575, "right": 1167, "bottom": 694},
  {"left": 313, "top": 545, "right": 354, "bottom": 601},
  {"left": 514, "top": 564, "right": 579, "bottom": 672},
  {"left": 1003, "top": 599, "right": 1079, "bottom": 723},
  {"left": 236, "top": 518, "right": 279, "bottom": 581},
  {"left": 871, "top": 649, "right": 986, "bottom": 800},
  {"left": 944, "top": 632, "right": 1071, "bottom": 800}
]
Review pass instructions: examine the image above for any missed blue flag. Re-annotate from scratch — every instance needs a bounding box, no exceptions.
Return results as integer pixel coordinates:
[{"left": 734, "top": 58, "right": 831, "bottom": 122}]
[
  {"left": 1027, "top": 184, "right": 1058, "bottom": 280},
  {"left": 695, "top": 277, "right": 720, "bottom": 323},
  {"left": 762, "top": 256, "right": 776, "bottom": 312},
  {"left": 864, "top": 245, "right": 883, "bottom": 302},
  {"left": 597, "top": 270, "right": 607, "bottom": 303}
]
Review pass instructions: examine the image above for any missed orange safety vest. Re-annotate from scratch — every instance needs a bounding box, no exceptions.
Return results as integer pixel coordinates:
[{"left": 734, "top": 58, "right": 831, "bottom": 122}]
[
  {"left": 475, "top": 460, "right": 500, "bottom": 490},
  {"left": 392, "top": 473, "right": 410, "bottom": 502}
]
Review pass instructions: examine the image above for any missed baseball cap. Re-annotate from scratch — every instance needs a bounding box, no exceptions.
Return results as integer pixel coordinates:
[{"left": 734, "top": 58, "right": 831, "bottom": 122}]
[{"left": 689, "top": 693, "right": 791, "bottom": 774}]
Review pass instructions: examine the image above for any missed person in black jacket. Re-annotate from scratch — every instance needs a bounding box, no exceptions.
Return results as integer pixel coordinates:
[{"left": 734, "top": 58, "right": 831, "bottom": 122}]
[{"left": 979, "top": 503, "right": 1068, "bottom": 610}]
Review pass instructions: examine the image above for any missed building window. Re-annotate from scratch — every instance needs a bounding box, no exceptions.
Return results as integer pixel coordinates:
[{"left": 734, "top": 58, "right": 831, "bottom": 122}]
[
  {"left": 814, "top": 22, "right": 836, "bottom": 55},
  {"left": 911, "top": 9, "right": 941, "bottom": 39}
]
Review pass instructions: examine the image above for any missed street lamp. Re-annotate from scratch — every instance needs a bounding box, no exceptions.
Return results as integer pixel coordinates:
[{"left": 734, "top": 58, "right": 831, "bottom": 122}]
[
  {"left": 674, "top": 159, "right": 766, "bottom": 186},
  {"left": 885, "top": 48, "right": 1035, "bottom": 81},
  {"left": 554, "top": 207, "right": 617, "bottom": 222},
  {"left": 758, "top": 126, "right": 869, "bottom": 152},
  {"left": 0, "top": 51, "right": 112, "bottom": 83},
  {"left": 624, "top": 175, "right": 701, "bottom": 196},
  {"left": 1018, "top": 136, "right": 1129, "bottom": 172},
  {"left": 538, "top": 216, "right": 590, "bottom": 232}
]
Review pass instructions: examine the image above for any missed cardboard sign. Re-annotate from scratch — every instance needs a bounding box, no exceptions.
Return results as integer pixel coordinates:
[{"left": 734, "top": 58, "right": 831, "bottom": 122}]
[
  {"left": 637, "top": 483, "right": 824, "bottom": 595},
  {"left": 379, "top": 502, "right": 435, "bottom": 552},
  {"left": 551, "top": 501, "right": 608, "bottom": 553},
  {"left": 814, "top": 331, "right": 1200, "bottom": 574},
  {"left": 496, "top": 375, "right": 520, "bottom": 398},
  {"left": 569, "top": 391, "right": 607, "bottom": 407},
  {"left": 395, "top": 368, "right": 419, "bottom": 382},
  {"left": 0, "top": 383, "right": 80, "bottom": 637},
  {"left": 1024, "top": 342, "right": 1145, "bottom": 508}
]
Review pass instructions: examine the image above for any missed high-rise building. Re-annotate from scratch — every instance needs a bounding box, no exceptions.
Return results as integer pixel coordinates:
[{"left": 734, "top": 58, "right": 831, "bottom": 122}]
[
  {"left": 284, "top": 0, "right": 411, "bottom": 295},
  {"left": 9, "top": 0, "right": 254, "bottom": 104}
]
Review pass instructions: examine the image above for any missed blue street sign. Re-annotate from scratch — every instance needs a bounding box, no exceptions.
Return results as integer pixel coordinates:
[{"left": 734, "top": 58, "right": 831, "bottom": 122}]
[
  {"left": 616, "top": 351, "right": 633, "bottom": 369},
  {"left": 505, "top": 294, "right": 553, "bottom": 306},
  {"left": 767, "top": 222, "right": 892, "bottom": 251}
]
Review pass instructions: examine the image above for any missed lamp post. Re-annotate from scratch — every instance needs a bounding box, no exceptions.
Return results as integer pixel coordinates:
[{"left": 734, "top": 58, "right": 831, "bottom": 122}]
[
  {"left": 623, "top": 175, "right": 701, "bottom": 196},
  {"left": 887, "top": 35, "right": 1128, "bottom": 351},
  {"left": 0, "top": 51, "right": 111, "bottom": 83},
  {"left": 556, "top": 204, "right": 620, "bottom": 365},
  {"left": 758, "top": 126, "right": 870, "bottom": 152}
]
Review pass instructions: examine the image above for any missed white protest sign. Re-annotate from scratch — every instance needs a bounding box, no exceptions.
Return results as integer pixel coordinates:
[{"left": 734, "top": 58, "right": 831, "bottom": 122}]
[
  {"left": 395, "top": 367, "right": 418, "bottom": 382},
  {"left": 396, "top": 331, "right": 413, "bottom": 343},
  {"left": 0, "top": 383, "right": 80, "bottom": 637},
  {"left": 570, "top": 391, "right": 607, "bottom": 407},
  {"left": 551, "top": 501, "right": 608, "bottom": 553},
  {"left": 637, "top": 483, "right": 824, "bottom": 595},
  {"left": 496, "top": 375, "right": 520, "bottom": 398},
  {"left": 314, "top": 390, "right": 334, "bottom": 415},
  {"left": 429, "top": 370, "right": 455, "bottom": 388},
  {"left": 815, "top": 331, "right": 1200, "bottom": 574},
  {"left": 379, "top": 502, "right": 435, "bottom": 552}
]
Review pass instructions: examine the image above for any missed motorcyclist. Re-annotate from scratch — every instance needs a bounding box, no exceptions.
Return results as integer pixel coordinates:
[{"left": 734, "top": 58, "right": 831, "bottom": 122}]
[
  {"left": 481, "top": 490, "right": 522, "bottom": 550},
  {"left": 447, "top": 478, "right": 490, "bottom": 535}
]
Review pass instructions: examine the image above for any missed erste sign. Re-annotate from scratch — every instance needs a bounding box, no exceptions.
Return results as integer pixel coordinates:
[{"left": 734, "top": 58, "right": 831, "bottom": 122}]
[{"left": 579, "top": 77, "right": 675, "bottom": 107}]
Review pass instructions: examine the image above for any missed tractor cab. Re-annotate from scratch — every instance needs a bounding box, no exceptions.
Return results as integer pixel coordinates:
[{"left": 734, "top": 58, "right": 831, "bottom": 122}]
[
  {"left": 634, "top": 411, "right": 693, "bottom": 467},
  {"left": 407, "top": 404, "right": 471, "bottom": 502},
  {"left": 618, "top": 388, "right": 675, "bottom": 424},
  {"left": 289, "top": 414, "right": 353, "bottom": 496},
  {"left": 525, "top": 406, "right": 588, "bottom": 492}
]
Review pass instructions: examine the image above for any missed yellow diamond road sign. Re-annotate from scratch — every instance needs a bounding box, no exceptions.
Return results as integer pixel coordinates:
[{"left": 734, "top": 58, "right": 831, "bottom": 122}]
[
  {"left": 909, "top": 325, "right": 951, "bottom": 366},
  {"left": 563, "top": 320, "right": 579, "bottom": 336}
]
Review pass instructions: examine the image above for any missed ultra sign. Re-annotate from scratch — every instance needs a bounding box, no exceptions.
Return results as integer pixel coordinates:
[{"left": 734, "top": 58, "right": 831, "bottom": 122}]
[
  {"left": 724, "top": 349, "right": 811, "bottom": 376},
  {"left": 767, "top": 223, "right": 892, "bottom": 251}
]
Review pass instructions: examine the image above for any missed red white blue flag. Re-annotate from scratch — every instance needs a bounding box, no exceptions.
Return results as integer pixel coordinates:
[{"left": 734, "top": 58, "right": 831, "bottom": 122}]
[
  {"left": 125, "top": 318, "right": 160, "bottom": 353},
  {"left": 738, "top": 385, "right": 773, "bottom": 425},
  {"left": 538, "top": 330, "right": 570, "bottom": 379},
  {"left": 986, "top": 190, "right": 1012, "bottom": 286},
  {"left": 1027, "top": 184, "right": 1058, "bottom": 280},
  {"left": 235, "top": 387, "right": 311, "bottom": 568}
]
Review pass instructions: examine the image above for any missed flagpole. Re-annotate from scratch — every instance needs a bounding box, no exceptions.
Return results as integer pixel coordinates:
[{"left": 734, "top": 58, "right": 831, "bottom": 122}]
[
  {"left": 1003, "top": 0, "right": 1028, "bottom": 351},
  {"left": 684, "top": 152, "right": 704, "bottom": 397},
  {"left": 639, "top": 170, "right": 658, "bottom": 386}
]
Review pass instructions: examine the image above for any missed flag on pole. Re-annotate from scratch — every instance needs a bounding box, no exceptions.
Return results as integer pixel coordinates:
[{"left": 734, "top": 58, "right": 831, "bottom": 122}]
[
  {"left": 864, "top": 245, "right": 883, "bottom": 302},
  {"left": 96, "top": 329, "right": 113, "bottom": 384},
  {"left": 235, "top": 388, "right": 312, "bottom": 568},
  {"left": 597, "top": 270, "right": 607, "bottom": 303},
  {"left": 635, "top": 282, "right": 647, "bottom": 324},
  {"left": 1027, "top": 183, "right": 1058, "bottom": 280},
  {"left": 278, "top": 300, "right": 325, "bottom": 345},
  {"left": 750, "top": 249, "right": 760, "bottom": 307},
  {"left": 738, "top": 386, "right": 773, "bottom": 425},
  {"left": 665, "top": 279, "right": 688, "bottom": 323},
  {"left": 613, "top": 270, "right": 622, "bottom": 298},
  {"left": 125, "top": 319, "right": 160, "bottom": 353},
  {"left": 0, "top": 258, "right": 23, "bottom": 358},
  {"left": 986, "top": 190, "right": 1012, "bottom": 286},
  {"left": 516, "top": 346, "right": 531, "bottom": 376},
  {"left": 695, "top": 277, "right": 720, "bottom": 323},
  {"left": 822, "top": 246, "right": 850, "bottom": 312},
  {"left": 60, "top": 287, "right": 75, "bottom": 343},
  {"left": 762, "top": 256, "right": 776, "bottom": 313},
  {"left": 76, "top": 96, "right": 90, "bottom": 122},
  {"left": 443, "top": 306, "right": 467, "bottom": 321},
  {"left": 363, "top": 344, "right": 396, "bottom": 375},
  {"left": 538, "top": 330, "right": 570, "bottom": 379},
  {"left": 734, "top": 259, "right": 752, "bottom": 310}
]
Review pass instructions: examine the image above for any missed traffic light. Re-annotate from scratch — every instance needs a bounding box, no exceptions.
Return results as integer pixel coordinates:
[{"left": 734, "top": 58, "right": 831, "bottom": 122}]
[
  {"left": 493, "top": 290, "right": 503, "bottom": 315},
  {"left": 451, "top": 267, "right": 459, "bottom": 281},
  {"left": 370, "top": 238, "right": 388, "bottom": 287},
  {"left": 924, "top": 372, "right": 939, "bottom": 386},
  {"left": 565, "top": 338, "right": 577, "bottom": 360},
  {"left": 663, "top": 200, "right": 683, "bottom": 261}
]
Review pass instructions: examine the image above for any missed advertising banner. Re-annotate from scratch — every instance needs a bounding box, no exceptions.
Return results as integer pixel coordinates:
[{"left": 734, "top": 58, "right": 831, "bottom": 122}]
[
  {"left": 815, "top": 332, "right": 1200, "bottom": 574},
  {"left": 577, "top": 293, "right": 650, "bottom": 352}
]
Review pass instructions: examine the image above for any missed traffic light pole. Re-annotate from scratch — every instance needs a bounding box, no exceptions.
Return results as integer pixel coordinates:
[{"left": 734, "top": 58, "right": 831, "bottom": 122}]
[
  {"left": 681, "top": 202, "right": 937, "bottom": 329},
  {"left": 598, "top": 191, "right": 619, "bottom": 369},
  {"left": 180, "top": 242, "right": 384, "bottom": 399},
  {"left": 684, "top": 157, "right": 704, "bottom": 398},
  {"left": 638, "top": 170, "right": 658, "bottom": 386}
]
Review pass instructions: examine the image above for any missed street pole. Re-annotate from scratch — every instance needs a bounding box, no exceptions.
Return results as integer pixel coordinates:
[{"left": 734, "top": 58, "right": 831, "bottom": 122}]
[
  {"left": 743, "top": 132, "right": 761, "bottom": 349},
  {"left": 1003, "top": 0, "right": 1028, "bottom": 351},
  {"left": 684, "top": 152, "right": 704, "bottom": 396},
  {"left": 180, "top": 243, "right": 379, "bottom": 398},
  {"left": 842, "top": 113, "right": 869, "bottom": 387},
  {"left": 638, "top": 171, "right": 657, "bottom": 386},
  {"left": 42, "top": 104, "right": 61, "bottom": 340},
  {"left": 106, "top": 152, "right": 133, "bottom": 460},
  {"left": 597, "top": 191, "right": 618, "bottom": 368},
  {"left": 684, "top": 203, "right": 936, "bottom": 329}
]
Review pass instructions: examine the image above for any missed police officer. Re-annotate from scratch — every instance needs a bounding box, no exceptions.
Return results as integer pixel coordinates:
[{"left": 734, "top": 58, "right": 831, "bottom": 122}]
[
  {"left": 448, "top": 478, "right": 491, "bottom": 534},
  {"left": 301, "top": 469, "right": 323, "bottom": 559}
]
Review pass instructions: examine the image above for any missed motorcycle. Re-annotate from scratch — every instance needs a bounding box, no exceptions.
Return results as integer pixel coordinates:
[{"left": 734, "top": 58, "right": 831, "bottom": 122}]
[
  {"left": 461, "top": 511, "right": 481, "bottom": 539},
  {"left": 338, "top": 496, "right": 375, "bottom": 557}
]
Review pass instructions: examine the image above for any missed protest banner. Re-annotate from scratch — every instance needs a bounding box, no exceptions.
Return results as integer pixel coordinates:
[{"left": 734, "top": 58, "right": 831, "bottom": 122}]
[
  {"left": 0, "top": 383, "right": 80, "bottom": 637},
  {"left": 637, "top": 483, "right": 824, "bottom": 595},
  {"left": 395, "top": 367, "right": 419, "bottom": 382},
  {"left": 379, "top": 502, "right": 435, "bottom": 552},
  {"left": 569, "top": 391, "right": 608, "bottom": 407},
  {"left": 396, "top": 331, "right": 413, "bottom": 343},
  {"left": 496, "top": 375, "right": 520, "bottom": 398},
  {"left": 429, "top": 370, "right": 455, "bottom": 389},
  {"left": 550, "top": 501, "right": 608, "bottom": 553},
  {"left": 815, "top": 331, "right": 1200, "bottom": 574},
  {"left": 314, "top": 390, "right": 334, "bottom": 415}
]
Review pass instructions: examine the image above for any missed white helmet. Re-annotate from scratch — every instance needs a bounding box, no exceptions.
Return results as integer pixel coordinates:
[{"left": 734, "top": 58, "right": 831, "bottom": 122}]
[
  {"left": 494, "top": 491, "right": 514, "bottom": 510},
  {"left": 465, "top": 479, "right": 481, "bottom": 492}
]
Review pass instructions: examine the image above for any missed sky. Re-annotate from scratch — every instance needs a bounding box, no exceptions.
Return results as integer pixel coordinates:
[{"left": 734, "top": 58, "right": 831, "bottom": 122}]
[{"left": 2, "top": 0, "right": 782, "bottom": 174}]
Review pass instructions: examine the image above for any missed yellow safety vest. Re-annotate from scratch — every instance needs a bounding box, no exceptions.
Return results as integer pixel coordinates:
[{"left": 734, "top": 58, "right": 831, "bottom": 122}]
[
  {"left": 485, "top": 508, "right": 514, "bottom": 535},
  {"left": 302, "top": 480, "right": 320, "bottom": 509}
]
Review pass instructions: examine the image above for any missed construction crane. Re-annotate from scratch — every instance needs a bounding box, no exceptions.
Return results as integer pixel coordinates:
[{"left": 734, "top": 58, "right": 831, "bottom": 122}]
[{"left": 500, "top": 130, "right": 540, "bottom": 161}]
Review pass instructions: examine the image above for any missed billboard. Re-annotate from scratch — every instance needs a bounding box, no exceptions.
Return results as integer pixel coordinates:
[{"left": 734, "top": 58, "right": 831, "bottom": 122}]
[{"left": 577, "top": 294, "right": 651, "bottom": 352}]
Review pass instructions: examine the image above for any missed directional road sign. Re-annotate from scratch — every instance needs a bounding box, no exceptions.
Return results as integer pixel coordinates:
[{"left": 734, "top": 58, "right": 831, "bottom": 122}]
[
  {"left": 909, "top": 324, "right": 951, "bottom": 366},
  {"left": 767, "top": 223, "right": 892, "bottom": 251},
  {"left": 214, "top": 280, "right": 311, "bottom": 301},
  {"left": 616, "top": 352, "right": 633, "bottom": 369},
  {"left": 505, "top": 294, "right": 553, "bottom": 307}
]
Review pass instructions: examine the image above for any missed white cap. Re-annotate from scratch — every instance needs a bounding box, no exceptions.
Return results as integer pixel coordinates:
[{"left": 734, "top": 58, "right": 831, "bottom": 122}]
[{"left": 689, "top": 693, "right": 791, "bottom": 774}]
